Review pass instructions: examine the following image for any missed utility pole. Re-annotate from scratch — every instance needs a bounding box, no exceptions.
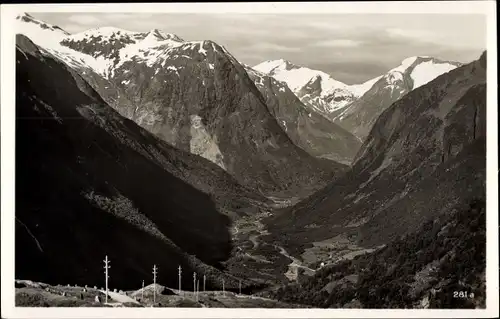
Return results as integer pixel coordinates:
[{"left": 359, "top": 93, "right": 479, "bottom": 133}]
[
  {"left": 141, "top": 280, "right": 144, "bottom": 301},
  {"left": 203, "top": 274, "right": 206, "bottom": 292},
  {"left": 152, "top": 265, "right": 158, "bottom": 305},
  {"left": 178, "top": 265, "right": 182, "bottom": 295},
  {"left": 103, "top": 255, "right": 110, "bottom": 304},
  {"left": 193, "top": 272, "right": 197, "bottom": 298},
  {"left": 239, "top": 279, "right": 242, "bottom": 295},
  {"left": 196, "top": 280, "right": 200, "bottom": 301},
  {"left": 222, "top": 279, "right": 225, "bottom": 297}
]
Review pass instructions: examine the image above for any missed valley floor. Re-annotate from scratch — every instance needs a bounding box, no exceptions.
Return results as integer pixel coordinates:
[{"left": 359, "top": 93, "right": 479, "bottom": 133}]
[{"left": 223, "top": 204, "right": 380, "bottom": 287}]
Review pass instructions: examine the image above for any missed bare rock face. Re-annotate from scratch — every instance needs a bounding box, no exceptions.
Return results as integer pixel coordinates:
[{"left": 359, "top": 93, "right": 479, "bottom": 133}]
[
  {"left": 266, "top": 52, "right": 486, "bottom": 255},
  {"left": 58, "top": 34, "right": 342, "bottom": 198},
  {"left": 16, "top": 13, "right": 341, "bottom": 199},
  {"left": 245, "top": 66, "right": 362, "bottom": 165}
]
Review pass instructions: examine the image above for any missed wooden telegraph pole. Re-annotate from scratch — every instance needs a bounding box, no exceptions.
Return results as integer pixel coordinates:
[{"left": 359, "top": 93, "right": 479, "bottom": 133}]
[
  {"left": 103, "top": 255, "right": 110, "bottom": 304},
  {"left": 178, "top": 265, "right": 182, "bottom": 295},
  {"left": 193, "top": 272, "right": 197, "bottom": 298},
  {"left": 203, "top": 274, "right": 206, "bottom": 292},
  {"left": 152, "top": 265, "right": 158, "bottom": 305},
  {"left": 196, "top": 280, "right": 200, "bottom": 301},
  {"left": 141, "top": 280, "right": 144, "bottom": 301},
  {"left": 222, "top": 279, "right": 225, "bottom": 297}
]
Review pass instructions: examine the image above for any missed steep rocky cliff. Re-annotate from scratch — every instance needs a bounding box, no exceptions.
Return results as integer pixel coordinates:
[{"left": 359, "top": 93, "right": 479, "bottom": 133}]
[{"left": 245, "top": 66, "right": 361, "bottom": 165}]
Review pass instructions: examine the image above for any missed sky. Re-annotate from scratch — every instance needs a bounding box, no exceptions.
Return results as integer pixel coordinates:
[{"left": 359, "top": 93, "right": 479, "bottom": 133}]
[{"left": 31, "top": 12, "right": 486, "bottom": 84}]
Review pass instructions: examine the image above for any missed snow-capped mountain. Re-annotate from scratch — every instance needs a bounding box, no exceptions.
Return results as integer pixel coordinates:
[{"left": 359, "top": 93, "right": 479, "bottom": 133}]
[
  {"left": 60, "top": 27, "right": 188, "bottom": 78},
  {"left": 254, "top": 56, "right": 461, "bottom": 136},
  {"left": 331, "top": 56, "right": 462, "bottom": 139},
  {"left": 15, "top": 13, "right": 343, "bottom": 198},
  {"left": 253, "top": 59, "right": 378, "bottom": 115},
  {"left": 245, "top": 65, "right": 362, "bottom": 165},
  {"left": 15, "top": 13, "right": 189, "bottom": 79}
]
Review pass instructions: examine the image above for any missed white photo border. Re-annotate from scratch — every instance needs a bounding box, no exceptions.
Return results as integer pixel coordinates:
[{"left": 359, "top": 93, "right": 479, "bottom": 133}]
[{"left": 1, "top": 2, "right": 498, "bottom": 318}]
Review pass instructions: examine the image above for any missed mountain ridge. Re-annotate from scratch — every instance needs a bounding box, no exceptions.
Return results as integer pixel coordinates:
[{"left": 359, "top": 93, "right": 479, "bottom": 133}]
[
  {"left": 264, "top": 51, "right": 486, "bottom": 259},
  {"left": 254, "top": 56, "right": 463, "bottom": 141},
  {"left": 245, "top": 65, "right": 362, "bottom": 164},
  {"left": 16, "top": 13, "right": 344, "bottom": 198}
]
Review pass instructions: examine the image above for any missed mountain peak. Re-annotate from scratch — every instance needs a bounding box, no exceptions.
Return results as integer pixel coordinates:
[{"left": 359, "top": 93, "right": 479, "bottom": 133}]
[
  {"left": 395, "top": 56, "right": 433, "bottom": 71},
  {"left": 390, "top": 55, "right": 454, "bottom": 75},
  {"left": 16, "top": 12, "right": 33, "bottom": 20},
  {"left": 253, "top": 59, "right": 298, "bottom": 74},
  {"left": 84, "top": 26, "right": 136, "bottom": 36},
  {"left": 395, "top": 56, "right": 462, "bottom": 73},
  {"left": 275, "top": 58, "right": 292, "bottom": 65},
  {"left": 15, "top": 12, "right": 70, "bottom": 39},
  {"left": 400, "top": 56, "right": 419, "bottom": 67},
  {"left": 146, "top": 29, "right": 184, "bottom": 42}
]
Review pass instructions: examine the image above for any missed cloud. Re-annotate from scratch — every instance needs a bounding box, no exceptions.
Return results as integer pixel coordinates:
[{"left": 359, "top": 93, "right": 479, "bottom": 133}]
[
  {"left": 67, "top": 14, "right": 101, "bottom": 25},
  {"left": 60, "top": 24, "right": 88, "bottom": 33},
  {"left": 104, "top": 13, "right": 141, "bottom": 21},
  {"left": 385, "top": 27, "right": 435, "bottom": 40},
  {"left": 29, "top": 12, "right": 486, "bottom": 84},
  {"left": 306, "top": 21, "right": 344, "bottom": 31},
  {"left": 247, "top": 42, "right": 301, "bottom": 53},
  {"left": 312, "top": 39, "right": 362, "bottom": 48}
]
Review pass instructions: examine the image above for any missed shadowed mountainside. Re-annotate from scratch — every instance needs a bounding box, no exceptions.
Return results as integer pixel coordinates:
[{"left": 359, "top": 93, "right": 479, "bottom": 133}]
[{"left": 15, "top": 34, "right": 263, "bottom": 291}]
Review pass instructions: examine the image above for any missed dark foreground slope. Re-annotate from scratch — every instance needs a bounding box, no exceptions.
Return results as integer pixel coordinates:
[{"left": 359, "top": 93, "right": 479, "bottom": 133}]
[
  {"left": 265, "top": 52, "right": 486, "bottom": 258},
  {"left": 264, "top": 198, "right": 486, "bottom": 308},
  {"left": 15, "top": 34, "right": 260, "bottom": 291}
]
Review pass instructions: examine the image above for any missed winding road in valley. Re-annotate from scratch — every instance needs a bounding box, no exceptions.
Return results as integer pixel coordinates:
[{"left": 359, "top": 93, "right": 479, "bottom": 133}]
[{"left": 231, "top": 209, "right": 316, "bottom": 282}]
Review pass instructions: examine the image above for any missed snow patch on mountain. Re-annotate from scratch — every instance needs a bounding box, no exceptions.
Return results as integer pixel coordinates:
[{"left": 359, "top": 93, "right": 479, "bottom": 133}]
[
  {"left": 350, "top": 75, "right": 383, "bottom": 97},
  {"left": 15, "top": 13, "right": 112, "bottom": 75},
  {"left": 68, "top": 26, "right": 137, "bottom": 42},
  {"left": 166, "top": 65, "right": 180, "bottom": 76},
  {"left": 391, "top": 56, "right": 420, "bottom": 73},
  {"left": 15, "top": 13, "right": 215, "bottom": 80},
  {"left": 251, "top": 59, "right": 285, "bottom": 74},
  {"left": 253, "top": 59, "right": 380, "bottom": 114},
  {"left": 410, "top": 61, "right": 457, "bottom": 89},
  {"left": 281, "top": 120, "right": 288, "bottom": 132},
  {"left": 198, "top": 41, "right": 208, "bottom": 55},
  {"left": 386, "top": 56, "right": 458, "bottom": 90},
  {"left": 255, "top": 59, "right": 348, "bottom": 92}
]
